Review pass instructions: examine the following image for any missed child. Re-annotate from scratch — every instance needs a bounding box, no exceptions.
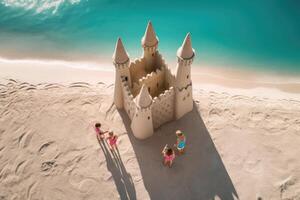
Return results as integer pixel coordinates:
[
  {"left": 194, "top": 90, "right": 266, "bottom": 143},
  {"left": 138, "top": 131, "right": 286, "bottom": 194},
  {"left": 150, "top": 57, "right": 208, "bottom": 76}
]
[
  {"left": 95, "top": 123, "right": 108, "bottom": 140},
  {"left": 162, "top": 144, "right": 175, "bottom": 168},
  {"left": 175, "top": 130, "right": 186, "bottom": 155},
  {"left": 107, "top": 131, "right": 118, "bottom": 151}
]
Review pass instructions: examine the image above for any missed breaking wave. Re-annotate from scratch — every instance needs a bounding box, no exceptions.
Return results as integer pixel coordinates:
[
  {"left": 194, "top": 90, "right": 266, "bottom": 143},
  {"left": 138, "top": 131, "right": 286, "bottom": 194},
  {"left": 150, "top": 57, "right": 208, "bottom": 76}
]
[{"left": 1, "top": 0, "right": 82, "bottom": 14}]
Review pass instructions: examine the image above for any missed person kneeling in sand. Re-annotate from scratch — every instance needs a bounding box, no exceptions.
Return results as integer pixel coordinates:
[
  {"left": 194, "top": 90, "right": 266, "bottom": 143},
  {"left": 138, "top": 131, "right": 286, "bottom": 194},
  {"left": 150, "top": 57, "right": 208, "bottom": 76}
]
[
  {"left": 175, "top": 130, "right": 186, "bottom": 155},
  {"left": 95, "top": 123, "right": 108, "bottom": 140},
  {"left": 107, "top": 131, "right": 118, "bottom": 152},
  {"left": 162, "top": 144, "right": 175, "bottom": 168}
]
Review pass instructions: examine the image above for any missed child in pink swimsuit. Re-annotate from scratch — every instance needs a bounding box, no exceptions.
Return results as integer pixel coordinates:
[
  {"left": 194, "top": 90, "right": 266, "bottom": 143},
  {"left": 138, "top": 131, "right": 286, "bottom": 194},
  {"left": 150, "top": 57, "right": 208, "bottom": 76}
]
[
  {"left": 162, "top": 145, "right": 175, "bottom": 168},
  {"left": 95, "top": 123, "right": 108, "bottom": 140},
  {"left": 107, "top": 131, "right": 118, "bottom": 151}
]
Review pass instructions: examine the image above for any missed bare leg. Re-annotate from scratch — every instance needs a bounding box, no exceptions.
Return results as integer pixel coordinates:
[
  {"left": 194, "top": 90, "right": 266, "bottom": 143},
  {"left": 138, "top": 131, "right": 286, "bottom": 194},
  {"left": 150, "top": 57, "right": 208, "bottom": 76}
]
[
  {"left": 180, "top": 148, "right": 185, "bottom": 154},
  {"left": 168, "top": 161, "right": 172, "bottom": 168},
  {"left": 163, "top": 159, "right": 167, "bottom": 166}
]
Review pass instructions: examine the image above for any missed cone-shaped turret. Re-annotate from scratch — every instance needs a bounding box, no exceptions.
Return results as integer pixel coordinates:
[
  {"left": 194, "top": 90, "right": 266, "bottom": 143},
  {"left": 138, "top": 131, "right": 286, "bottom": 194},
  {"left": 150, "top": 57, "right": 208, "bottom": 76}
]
[
  {"left": 177, "top": 33, "right": 194, "bottom": 59},
  {"left": 141, "top": 21, "right": 159, "bottom": 47},
  {"left": 136, "top": 84, "right": 152, "bottom": 108},
  {"left": 113, "top": 38, "right": 129, "bottom": 64}
]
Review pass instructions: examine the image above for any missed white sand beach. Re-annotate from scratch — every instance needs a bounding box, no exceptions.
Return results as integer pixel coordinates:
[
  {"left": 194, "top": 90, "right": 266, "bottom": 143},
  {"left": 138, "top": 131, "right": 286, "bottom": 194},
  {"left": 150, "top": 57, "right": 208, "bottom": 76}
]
[{"left": 0, "top": 60, "right": 300, "bottom": 199}]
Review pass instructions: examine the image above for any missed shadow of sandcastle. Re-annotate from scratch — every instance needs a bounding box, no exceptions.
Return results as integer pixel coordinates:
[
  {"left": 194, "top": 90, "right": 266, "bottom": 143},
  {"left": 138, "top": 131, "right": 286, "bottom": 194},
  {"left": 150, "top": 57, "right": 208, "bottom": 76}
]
[{"left": 118, "top": 103, "right": 239, "bottom": 200}]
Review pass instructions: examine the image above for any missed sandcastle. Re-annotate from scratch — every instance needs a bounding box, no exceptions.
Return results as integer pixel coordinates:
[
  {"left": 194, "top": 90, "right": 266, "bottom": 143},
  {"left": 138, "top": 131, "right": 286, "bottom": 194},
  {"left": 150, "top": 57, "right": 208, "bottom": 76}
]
[{"left": 113, "top": 21, "right": 195, "bottom": 139}]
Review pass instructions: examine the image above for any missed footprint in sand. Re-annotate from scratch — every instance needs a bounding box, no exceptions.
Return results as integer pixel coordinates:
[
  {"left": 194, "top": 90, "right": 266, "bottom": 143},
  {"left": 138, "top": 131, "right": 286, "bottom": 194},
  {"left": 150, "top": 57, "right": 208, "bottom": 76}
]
[
  {"left": 38, "top": 141, "right": 59, "bottom": 159},
  {"left": 102, "top": 172, "right": 112, "bottom": 181},
  {"left": 68, "top": 170, "right": 99, "bottom": 193},
  {"left": 69, "top": 82, "right": 91, "bottom": 88},
  {"left": 250, "top": 111, "right": 267, "bottom": 121},
  {"left": 8, "top": 79, "right": 17, "bottom": 83},
  {"left": 244, "top": 159, "right": 263, "bottom": 174},
  {"left": 278, "top": 176, "right": 297, "bottom": 198},
  {"left": 78, "top": 179, "right": 98, "bottom": 193},
  {"left": 208, "top": 108, "right": 222, "bottom": 117},
  {"left": 25, "top": 86, "right": 37, "bottom": 91},
  {"left": 18, "top": 84, "right": 30, "bottom": 90},
  {"left": 41, "top": 160, "right": 57, "bottom": 173},
  {"left": 43, "top": 83, "right": 63, "bottom": 90},
  {"left": 18, "top": 132, "right": 33, "bottom": 149},
  {"left": 27, "top": 182, "right": 38, "bottom": 200},
  {"left": 15, "top": 160, "right": 28, "bottom": 174}
]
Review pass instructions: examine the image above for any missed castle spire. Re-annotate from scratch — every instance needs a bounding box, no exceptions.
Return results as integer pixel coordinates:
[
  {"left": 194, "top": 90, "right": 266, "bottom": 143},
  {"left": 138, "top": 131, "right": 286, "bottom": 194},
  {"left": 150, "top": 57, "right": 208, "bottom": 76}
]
[
  {"left": 136, "top": 84, "right": 152, "bottom": 108},
  {"left": 141, "top": 21, "right": 158, "bottom": 47},
  {"left": 113, "top": 38, "right": 129, "bottom": 64},
  {"left": 177, "top": 33, "right": 194, "bottom": 59}
]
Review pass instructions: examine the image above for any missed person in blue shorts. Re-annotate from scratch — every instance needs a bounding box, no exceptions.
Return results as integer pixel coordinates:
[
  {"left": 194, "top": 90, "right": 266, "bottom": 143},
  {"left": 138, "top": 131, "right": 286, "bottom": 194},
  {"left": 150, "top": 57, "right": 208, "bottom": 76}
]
[{"left": 175, "top": 130, "right": 186, "bottom": 155}]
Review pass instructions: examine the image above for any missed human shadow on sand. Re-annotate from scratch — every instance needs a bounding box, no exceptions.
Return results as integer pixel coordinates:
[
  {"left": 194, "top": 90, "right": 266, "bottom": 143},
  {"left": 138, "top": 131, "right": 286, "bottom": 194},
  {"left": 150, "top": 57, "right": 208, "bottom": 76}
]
[
  {"left": 97, "top": 138, "right": 136, "bottom": 200},
  {"left": 118, "top": 103, "right": 239, "bottom": 200}
]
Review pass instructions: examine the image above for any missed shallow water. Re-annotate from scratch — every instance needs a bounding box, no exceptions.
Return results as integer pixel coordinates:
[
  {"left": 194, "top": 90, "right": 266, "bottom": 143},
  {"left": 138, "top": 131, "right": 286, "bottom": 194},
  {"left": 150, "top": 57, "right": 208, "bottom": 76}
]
[{"left": 0, "top": 0, "right": 299, "bottom": 72}]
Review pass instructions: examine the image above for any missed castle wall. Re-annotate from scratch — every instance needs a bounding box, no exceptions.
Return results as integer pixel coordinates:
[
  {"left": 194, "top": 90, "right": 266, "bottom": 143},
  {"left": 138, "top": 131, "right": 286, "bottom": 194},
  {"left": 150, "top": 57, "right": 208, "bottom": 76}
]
[
  {"left": 131, "top": 68, "right": 166, "bottom": 97},
  {"left": 139, "top": 68, "right": 165, "bottom": 97},
  {"left": 151, "top": 87, "right": 175, "bottom": 129},
  {"left": 121, "top": 79, "right": 136, "bottom": 120},
  {"left": 129, "top": 58, "right": 147, "bottom": 84},
  {"left": 164, "top": 66, "right": 176, "bottom": 89},
  {"left": 156, "top": 52, "right": 176, "bottom": 89},
  {"left": 175, "top": 84, "right": 193, "bottom": 119},
  {"left": 153, "top": 53, "right": 165, "bottom": 70},
  {"left": 129, "top": 52, "right": 172, "bottom": 97}
]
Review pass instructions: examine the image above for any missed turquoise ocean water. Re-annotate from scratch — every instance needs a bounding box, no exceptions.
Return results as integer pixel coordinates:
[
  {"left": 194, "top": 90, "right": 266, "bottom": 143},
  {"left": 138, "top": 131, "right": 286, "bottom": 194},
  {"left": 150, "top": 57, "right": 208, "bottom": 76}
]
[{"left": 0, "top": 0, "right": 299, "bottom": 72}]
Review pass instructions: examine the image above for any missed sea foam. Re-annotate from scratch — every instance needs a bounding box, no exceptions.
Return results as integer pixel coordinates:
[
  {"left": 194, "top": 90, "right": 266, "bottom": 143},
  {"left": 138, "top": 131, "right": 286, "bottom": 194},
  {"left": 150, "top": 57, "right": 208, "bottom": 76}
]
[{"left": 1, "top": 0, "right": 81, "bottom": 14}]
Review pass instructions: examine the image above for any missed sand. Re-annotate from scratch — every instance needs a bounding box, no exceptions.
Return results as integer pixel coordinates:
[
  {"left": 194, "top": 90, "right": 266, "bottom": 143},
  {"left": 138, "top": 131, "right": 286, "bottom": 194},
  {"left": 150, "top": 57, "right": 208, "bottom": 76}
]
[{"left": 0, "top": 61, "right": 300, "bottom": 200}]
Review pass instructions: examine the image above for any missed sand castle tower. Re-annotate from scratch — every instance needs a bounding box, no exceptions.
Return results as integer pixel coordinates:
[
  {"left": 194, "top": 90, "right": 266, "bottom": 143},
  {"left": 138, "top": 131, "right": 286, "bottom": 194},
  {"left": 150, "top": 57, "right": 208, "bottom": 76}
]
[
  {"left": 112, "top": 21, "right": 195, "bottom": 139},
  {"left": 113, "top": 38, "right": 132, "bottom": 109},
  {"left": 141, "top": 21, "right": 159, "bottom": 73},
  {"left": 175, "top": 33, "right": 195, "bottom": 119},
  {"left": 131, "top": 84, "right": 154, "bottom": 139}
]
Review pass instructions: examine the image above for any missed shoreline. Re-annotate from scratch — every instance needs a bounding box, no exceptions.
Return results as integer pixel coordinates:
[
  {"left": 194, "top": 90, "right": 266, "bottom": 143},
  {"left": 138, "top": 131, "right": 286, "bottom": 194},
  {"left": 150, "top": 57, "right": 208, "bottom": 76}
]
[{"left": 0, "top": 57, "right": 300, "bottom": 99}]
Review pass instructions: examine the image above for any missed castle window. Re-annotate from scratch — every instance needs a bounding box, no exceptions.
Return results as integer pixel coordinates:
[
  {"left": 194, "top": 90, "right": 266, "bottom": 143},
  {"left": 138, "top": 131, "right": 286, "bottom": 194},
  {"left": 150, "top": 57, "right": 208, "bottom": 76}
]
[
  {"left": 157, "top": 83, "right": 159, "bottom": 88},
  {"left": 148, "top": 116, "right": 150, "bottom": 120},
  {"left": 187, "top": 75, "right": 189, "bottom": 79},
  {"left": 152, "top": 53, "right": 155, "bottom": 57},
  {"left": 148, "top": 87, "right": 150, "bottom": 93},
  {"left": 125, "top": 76, "right": 128, "bottom": 81}
]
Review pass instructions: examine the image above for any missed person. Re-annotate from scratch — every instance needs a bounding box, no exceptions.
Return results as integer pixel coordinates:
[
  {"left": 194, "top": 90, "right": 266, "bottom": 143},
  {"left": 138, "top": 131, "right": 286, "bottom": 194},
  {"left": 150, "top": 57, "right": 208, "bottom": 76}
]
[
  {"left": 94, "top": 123, "right": 108, "bottom": 140},
  {"left": 162, "top": 144, "right": 175, "bottom": 168},
  {"left": 175, "top": 130, "right": 186, "bottom": 155},
  {"left": 107, "top": 131, "right": 118, "bottom": 152}
]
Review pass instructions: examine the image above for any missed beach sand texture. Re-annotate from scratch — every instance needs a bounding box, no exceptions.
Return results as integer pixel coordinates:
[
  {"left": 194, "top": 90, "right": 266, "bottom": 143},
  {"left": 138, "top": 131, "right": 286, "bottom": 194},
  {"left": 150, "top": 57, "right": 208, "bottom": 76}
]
[{"left": 0, "top": 78, "right": 300, "bottom": 199}]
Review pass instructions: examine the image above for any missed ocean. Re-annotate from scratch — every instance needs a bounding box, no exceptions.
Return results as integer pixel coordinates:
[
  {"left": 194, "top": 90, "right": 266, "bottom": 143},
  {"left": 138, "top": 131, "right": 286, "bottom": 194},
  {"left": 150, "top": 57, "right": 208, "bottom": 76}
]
[{"left": 0, "top": 0, "right": 299, "bottom": 72}]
